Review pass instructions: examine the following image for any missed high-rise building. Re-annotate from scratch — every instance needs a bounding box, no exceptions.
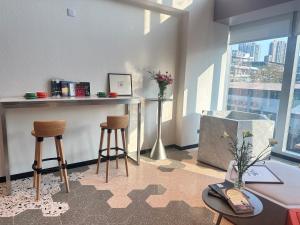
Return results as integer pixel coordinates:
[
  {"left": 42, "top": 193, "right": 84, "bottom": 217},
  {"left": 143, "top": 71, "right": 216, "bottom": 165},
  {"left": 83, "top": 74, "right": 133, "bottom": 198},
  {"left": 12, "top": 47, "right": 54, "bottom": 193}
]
[
  {"left": 238, "top": 42, "right": 260, "bottom": 61},
  {"left": 254, "top": 44, "right": 260, "bottom": 62},
  {"left": 296, "top": 56, "right": 300, "bottom": 83},
  {"left": 230, "top": 50, "right": 258, "bottom": 82},
  {"left": 267, "top": 40, "right": 287, "bottom": 64}
]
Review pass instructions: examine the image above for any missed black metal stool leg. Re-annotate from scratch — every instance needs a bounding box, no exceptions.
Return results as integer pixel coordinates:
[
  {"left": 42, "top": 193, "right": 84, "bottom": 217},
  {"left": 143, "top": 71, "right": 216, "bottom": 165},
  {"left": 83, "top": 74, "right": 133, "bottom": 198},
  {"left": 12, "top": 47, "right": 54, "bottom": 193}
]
[{"left": 216, "top": 213, "right": 223, "bottom": 225}]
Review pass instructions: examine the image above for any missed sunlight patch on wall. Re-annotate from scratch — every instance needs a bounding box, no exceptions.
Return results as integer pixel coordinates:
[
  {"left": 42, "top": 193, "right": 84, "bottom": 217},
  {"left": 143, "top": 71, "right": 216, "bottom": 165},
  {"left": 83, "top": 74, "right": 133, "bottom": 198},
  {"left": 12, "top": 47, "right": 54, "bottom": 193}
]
[
  {"left": 172, "top": 0, "right": 193, "bottom": 10},
  {"left": 162, "top": 101, "right": 174, "bottom": 122},
  {"left": 144, "top": 10, "right": 151, "bottom": 35},
  {"left": 183, "top": 89, "right": 188, "bottom": 116},
  {"left": 124, "top": 62, "right": 145, "bottom": 149},
  {"left": 127, "top": 121, "right": 138, "bottom": 154},
  {"left": 125, "top": 61, "right": 143, "bottom": 96},
  {"left": 217, "top": 51, "right": 229, "bottom": 110},
  {"left": 160, "top": 13, "right": 171, "bottom": 23},
  {"left": 196, "top": 64, "right": 214, "bottom": 113},
  {"left": 156, "top": 0, "right": 171, "bottom": 23},
  {"left": 126, "top": 105, "right": 143, "bottom": 156}
]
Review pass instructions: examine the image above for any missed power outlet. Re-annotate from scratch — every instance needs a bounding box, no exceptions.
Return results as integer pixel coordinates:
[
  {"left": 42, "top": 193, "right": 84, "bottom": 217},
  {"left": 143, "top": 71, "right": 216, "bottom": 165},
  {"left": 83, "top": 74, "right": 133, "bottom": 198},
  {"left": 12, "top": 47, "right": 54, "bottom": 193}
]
[{"left": 67, "top": 8, "right": 76, "bottom": 17}]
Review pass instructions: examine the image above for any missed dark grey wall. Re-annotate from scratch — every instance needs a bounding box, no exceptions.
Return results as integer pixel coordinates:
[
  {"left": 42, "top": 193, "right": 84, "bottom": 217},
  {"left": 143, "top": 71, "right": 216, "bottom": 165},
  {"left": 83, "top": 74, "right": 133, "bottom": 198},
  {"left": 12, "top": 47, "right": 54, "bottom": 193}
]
[{"left": 214, "top": 0, "right": 294, "bottom": 21}]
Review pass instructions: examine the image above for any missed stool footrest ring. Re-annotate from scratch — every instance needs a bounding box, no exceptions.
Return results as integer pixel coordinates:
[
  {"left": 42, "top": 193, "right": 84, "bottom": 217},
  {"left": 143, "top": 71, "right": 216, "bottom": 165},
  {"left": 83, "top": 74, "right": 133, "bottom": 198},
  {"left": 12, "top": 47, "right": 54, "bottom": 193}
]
[
  {"left": 61, "top": 161, "right": 67, "bottom": 169},
  {"left": 99, "top": 147, "right": 126, "bottom": 152},
  {"left": 42, "top": 157, "right": 61, "bottom": 162},
  {"left": 99, "top": 147, "right": 128, "bottom": 160},
  {"left": 100, "top": 153, "right": 127, "bottom": 158},
  {"left": 32, "top": 161, "right": 42, "bottom": 174},
  {"left": 32, "top": 159, "right": 67, "bottom": 174}
]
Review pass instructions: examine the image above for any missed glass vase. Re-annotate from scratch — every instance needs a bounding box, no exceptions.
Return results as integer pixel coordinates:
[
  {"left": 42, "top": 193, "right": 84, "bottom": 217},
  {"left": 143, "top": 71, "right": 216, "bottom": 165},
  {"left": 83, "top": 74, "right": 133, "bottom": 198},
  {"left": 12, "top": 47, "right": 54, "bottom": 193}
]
[
  {"left": 158, "top": 85, "right": 166, "bottom": 100},
  {"left": 234, "top": 172, "right": 244, "bottom": 190}
]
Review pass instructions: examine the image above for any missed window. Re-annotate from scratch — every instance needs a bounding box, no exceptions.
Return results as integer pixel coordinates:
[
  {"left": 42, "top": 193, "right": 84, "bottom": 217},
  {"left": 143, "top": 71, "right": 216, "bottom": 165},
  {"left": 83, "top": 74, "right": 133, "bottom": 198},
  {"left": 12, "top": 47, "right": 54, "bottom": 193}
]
[
  {"left": 286, "top": 48, "right": 300, "bottom": 154},
  {"left": 227, "top": 38, "right": 288, "bottom": 121},
  {"left": 226, "top": 13, "right": 300, "bottom": 161}
]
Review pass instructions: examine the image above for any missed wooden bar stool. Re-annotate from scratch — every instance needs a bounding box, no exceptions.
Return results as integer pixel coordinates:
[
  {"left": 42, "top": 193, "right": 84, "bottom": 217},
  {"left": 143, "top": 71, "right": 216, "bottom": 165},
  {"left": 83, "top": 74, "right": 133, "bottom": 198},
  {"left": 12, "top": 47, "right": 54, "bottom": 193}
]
[
  {"left": 96, "top": 115, "right": 129, "bottom": 183},
  {"left": 31, "top": 120, "right": 70, "bottom": 201}
]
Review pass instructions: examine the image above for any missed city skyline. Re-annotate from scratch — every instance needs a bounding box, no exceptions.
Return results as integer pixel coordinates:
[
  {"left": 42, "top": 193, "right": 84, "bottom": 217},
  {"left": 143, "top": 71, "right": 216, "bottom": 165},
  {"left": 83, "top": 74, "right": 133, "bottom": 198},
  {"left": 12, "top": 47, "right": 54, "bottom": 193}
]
[
  {"left": 228, "top": 37, "right": 300, "bottom": 153},
  {"left": 231, "top": 37, "right": 288, "bottom": 62}
]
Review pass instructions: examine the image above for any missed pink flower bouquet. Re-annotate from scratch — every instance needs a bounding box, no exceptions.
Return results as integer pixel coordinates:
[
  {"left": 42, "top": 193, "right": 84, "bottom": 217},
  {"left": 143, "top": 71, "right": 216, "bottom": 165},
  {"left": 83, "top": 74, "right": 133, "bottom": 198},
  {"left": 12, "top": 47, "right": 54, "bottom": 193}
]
[{"left": 149, "top": 71, "right": 174, "bottom": 99}]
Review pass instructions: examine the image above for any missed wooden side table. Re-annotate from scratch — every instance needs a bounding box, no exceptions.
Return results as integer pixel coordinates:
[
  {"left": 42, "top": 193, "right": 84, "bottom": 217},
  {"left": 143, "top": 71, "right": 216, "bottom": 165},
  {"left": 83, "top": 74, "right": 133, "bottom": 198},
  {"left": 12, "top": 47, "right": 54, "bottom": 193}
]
[{"left": 202, "top": 188, "right": 263, "bottom": 225}]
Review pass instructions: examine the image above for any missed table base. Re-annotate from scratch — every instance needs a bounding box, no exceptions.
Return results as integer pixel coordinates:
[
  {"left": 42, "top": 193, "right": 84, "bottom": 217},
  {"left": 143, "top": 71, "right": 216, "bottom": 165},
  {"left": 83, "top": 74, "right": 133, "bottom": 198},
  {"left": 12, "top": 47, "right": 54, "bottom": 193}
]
[
  {"left": 216, "top": 213, "right": 223, "bottom": 225},
  {"left": 150, "top": 138, "right": 167, "bottom": 160}
]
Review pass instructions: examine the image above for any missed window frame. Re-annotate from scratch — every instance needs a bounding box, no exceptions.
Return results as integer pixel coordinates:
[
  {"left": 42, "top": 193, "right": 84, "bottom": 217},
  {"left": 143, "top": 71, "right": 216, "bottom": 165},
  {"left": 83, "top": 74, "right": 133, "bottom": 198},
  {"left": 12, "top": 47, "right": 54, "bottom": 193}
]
[
  {"left": 224, "top": 35, "right": 300, "bottom": 162},
  {"left": 272, "top": 35, "right": 300, "bottom": 160}
]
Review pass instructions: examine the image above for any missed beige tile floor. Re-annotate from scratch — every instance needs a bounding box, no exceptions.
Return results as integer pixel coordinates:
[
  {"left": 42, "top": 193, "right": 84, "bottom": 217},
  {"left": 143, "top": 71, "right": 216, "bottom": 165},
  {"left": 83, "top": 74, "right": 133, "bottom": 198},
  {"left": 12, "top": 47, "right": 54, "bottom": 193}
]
[
  {"left": 0, "top": 147, "right": 234, "bottom": 225},
  {"left": 80, "top": 148, "right": 233, "bottom": 225},
  {"left": 3, "top": 147, "right": 296, "bottom": 225}
]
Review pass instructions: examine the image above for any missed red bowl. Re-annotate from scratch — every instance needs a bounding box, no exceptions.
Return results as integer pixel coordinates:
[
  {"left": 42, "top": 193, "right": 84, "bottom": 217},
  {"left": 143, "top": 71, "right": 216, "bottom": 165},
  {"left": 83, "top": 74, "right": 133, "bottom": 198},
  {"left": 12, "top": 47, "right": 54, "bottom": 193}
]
[
  {"left": 109, "top": 92, "right": 118, "bottom": 98},
  {"left": 36, "top": 92, "right": 48, "bottom": 98}
]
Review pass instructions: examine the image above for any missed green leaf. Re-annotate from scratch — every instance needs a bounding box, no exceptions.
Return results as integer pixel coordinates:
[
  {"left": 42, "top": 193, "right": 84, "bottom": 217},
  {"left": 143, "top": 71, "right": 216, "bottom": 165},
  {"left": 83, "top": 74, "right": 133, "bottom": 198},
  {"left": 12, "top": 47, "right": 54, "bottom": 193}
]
[{"left": 242, "top": 131, "right": 253, "bottom": 138}]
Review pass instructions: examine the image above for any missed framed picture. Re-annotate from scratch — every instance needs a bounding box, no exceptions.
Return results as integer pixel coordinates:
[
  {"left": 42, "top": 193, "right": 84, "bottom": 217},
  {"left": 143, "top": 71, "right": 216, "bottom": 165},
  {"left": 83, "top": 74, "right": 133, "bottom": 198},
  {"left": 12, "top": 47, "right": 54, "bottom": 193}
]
[{"left": 108, "top": 73, "right": 133, "bottom": 96}]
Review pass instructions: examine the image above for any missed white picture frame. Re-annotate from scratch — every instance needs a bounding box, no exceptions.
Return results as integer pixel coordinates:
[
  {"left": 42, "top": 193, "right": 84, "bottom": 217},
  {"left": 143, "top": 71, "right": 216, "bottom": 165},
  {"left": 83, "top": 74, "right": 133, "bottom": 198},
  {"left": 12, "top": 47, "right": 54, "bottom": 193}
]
[{"left": 108, "top": 73, "right": 133, "bottom": 96}]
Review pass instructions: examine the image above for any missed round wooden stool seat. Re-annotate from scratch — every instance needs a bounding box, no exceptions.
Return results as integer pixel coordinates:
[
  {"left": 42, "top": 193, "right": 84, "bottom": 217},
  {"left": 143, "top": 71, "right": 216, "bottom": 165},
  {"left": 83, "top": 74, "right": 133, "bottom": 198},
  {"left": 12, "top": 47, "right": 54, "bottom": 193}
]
[
  {"left": 96, "top": 115, "right": 129, "bottom": 183},
  {"left": 32, "top": 120, "right": 66, "bottom": 138},
  {"left": 31, "top": 120, "right": 70, "bottom": 201}
]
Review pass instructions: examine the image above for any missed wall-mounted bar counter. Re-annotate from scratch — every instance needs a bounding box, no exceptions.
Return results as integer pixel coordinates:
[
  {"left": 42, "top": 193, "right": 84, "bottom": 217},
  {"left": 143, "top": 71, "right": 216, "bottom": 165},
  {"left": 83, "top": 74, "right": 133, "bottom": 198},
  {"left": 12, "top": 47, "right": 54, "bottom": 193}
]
[{"left": 0, "top": 96, "right": 142, "bottom": 195}]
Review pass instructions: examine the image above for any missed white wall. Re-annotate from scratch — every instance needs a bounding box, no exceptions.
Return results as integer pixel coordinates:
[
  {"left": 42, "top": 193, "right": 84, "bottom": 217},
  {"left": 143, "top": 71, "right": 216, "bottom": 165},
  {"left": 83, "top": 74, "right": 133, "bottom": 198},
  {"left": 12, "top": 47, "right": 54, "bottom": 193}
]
[
  {"left": 0, "top": 0, "right": 230, "bottom": 176},
  {"left": 0, "top": 0, "right": 179, "bottom": 175},
  {"left": 179, "top": 0, "right": 229, "bottom": 146},
  {"left": 153, "top": 0, "right": 229, "bottom": 146}
]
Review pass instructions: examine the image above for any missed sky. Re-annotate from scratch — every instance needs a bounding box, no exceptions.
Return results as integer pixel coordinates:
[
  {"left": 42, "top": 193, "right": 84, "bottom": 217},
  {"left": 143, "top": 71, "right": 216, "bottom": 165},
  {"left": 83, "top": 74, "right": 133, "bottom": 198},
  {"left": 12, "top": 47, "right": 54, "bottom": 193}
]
[{"left": 231, "top": 37, "right": 288, "bottom": 61}]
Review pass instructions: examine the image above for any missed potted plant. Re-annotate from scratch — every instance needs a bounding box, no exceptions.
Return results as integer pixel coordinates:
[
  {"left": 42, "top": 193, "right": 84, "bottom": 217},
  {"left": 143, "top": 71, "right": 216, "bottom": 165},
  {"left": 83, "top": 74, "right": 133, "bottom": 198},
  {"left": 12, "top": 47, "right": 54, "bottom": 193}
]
[
  {"left": 223, "top": 131, "right": 278, "bottom": 189},
  {"left": 149, "top": 71, "right": 173, "bottom": 99}
]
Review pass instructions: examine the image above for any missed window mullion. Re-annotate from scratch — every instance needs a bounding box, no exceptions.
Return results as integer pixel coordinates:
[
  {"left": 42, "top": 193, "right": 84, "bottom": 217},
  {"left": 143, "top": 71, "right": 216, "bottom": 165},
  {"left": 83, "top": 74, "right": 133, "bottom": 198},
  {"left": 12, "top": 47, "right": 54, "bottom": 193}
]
[{"left": 273, "top": 35, "right": 300, "bottom": 155}]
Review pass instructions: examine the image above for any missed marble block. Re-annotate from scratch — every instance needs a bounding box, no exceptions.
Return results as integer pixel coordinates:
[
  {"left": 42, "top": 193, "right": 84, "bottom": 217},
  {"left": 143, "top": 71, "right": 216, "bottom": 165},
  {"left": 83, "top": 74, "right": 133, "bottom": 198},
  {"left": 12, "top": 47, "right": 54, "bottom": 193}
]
[{"left": 197, "top": 111, "right": 275, "bottom": 170}]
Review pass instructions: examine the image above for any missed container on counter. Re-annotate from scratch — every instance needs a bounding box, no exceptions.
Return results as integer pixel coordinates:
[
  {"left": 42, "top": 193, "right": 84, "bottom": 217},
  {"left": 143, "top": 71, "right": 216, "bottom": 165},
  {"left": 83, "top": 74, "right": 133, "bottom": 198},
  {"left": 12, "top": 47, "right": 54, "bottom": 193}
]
[
  {"left": 36, "top": 91, "right": 48, "bottom": 98},
  {"left": 97, "top": 92, "right": 107, "bottom": 97},
  {"left": 50, "top": 80, "right": 62, "bottom": 97},
  {"left": 109, "top": 92, "right": 118, "bottom": 98},
  {"left": 24, "top": 92, "right": 37, "bottom": 99}
]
